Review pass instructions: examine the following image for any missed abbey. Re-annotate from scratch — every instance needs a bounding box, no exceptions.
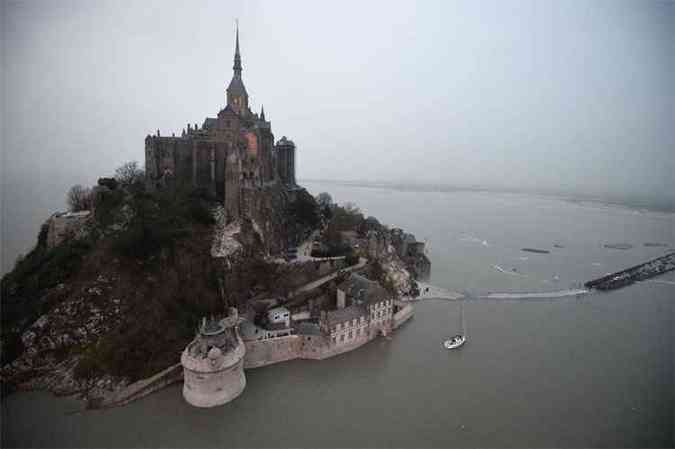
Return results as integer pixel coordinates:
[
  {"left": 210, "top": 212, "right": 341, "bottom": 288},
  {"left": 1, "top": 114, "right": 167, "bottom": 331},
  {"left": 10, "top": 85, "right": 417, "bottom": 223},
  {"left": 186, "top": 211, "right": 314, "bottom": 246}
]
[{"left": 145, "top": 26, "right": 297, "bottom": 221}]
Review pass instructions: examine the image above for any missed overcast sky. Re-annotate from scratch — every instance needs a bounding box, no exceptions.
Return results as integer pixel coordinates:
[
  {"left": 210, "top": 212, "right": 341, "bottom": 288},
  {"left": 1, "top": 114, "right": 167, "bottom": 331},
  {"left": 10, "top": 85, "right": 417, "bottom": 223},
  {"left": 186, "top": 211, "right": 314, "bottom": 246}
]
[{"left": 2, "top": 0, "right": 674, "bottom": 200}]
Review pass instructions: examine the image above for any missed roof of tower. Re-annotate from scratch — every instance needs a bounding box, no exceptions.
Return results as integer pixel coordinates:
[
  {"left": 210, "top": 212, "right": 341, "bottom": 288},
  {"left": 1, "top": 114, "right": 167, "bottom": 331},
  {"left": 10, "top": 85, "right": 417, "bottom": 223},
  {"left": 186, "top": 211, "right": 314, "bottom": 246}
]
[
  {"left": 227, "top": 74, "right": 248, "bottom": 97},
  {"left": 276, "top": 136, "right": 295, "bottom": 147}
]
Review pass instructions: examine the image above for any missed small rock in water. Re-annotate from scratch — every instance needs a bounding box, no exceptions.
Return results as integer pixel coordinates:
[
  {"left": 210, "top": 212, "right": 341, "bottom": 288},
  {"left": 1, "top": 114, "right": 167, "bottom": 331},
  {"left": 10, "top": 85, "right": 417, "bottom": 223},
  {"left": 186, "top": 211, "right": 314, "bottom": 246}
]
[{"left": 603, "top": 243, "right": 633, "bottom": 250}]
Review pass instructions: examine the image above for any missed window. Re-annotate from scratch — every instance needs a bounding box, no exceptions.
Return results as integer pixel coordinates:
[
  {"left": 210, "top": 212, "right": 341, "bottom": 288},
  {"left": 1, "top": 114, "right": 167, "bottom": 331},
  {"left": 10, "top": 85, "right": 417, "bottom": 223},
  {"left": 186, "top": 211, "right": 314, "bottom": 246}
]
[
  {"left": 340, "top": 334, "right": 344, "bottom": 342},
  {"left": 348, "top": 331, "right": 353, "bottom": 339}
]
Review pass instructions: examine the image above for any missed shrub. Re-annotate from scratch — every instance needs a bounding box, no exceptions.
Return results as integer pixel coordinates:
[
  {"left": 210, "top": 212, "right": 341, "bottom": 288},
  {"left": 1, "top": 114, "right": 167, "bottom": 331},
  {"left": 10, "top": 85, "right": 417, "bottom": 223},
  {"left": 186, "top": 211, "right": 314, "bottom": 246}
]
[
  {"left": 288, "top": 191, "right": 320, "bottom": 230},
  {"left": 315, "top": 192, "right": 333, "bottom": 208},
  {"left": 187, "top": 199, "right": 215, "bottom": 225},
  {"left": 93, "top": 188, "right": 124, "bottom": 226}
]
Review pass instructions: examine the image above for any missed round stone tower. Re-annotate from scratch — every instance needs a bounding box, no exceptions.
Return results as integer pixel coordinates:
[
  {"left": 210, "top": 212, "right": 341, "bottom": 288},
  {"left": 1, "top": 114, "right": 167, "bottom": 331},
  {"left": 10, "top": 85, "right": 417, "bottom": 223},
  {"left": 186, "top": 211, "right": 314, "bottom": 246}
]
[{"left": 181, "top": 308, "right": 247, "bottom": 407}]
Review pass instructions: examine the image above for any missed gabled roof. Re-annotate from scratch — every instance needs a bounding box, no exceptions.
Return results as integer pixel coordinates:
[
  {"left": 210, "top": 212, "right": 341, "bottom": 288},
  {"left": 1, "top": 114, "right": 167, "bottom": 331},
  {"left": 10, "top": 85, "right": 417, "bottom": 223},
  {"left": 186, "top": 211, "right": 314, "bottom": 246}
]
[{"left": 337, "top": 273, "right": 389, "bottom": 305}]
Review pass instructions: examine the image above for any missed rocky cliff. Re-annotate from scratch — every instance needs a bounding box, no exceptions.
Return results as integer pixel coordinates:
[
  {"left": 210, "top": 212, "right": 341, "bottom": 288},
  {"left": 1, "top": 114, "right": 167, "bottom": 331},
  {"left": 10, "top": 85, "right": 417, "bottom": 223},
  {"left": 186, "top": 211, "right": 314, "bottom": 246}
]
[{"left": 0, "top": 180, "right": 319, "bottom": 405}]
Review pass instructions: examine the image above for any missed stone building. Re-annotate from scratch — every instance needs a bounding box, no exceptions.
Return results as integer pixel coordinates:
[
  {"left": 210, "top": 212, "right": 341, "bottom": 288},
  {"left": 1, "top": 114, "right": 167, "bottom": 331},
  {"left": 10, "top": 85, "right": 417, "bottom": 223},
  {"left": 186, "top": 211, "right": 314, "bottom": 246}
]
[
  {"left": 322, "top": 273, "right": 394, "bottom": 346},
  {"left": 181, "top": 309, "right": 246, "bottom": 407},
  {"left": 145, "top": 25, "right": 297, "bottom": 222},
  {"left": 267, "top": 306, "right": 291, "bottom": 328}
]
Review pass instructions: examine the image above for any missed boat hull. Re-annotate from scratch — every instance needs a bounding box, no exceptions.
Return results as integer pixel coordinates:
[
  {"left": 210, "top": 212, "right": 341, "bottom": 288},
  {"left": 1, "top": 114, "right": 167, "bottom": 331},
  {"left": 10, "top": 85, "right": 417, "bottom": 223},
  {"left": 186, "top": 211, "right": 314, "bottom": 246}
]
[{"left": 443, "top": 336, "right": 466, "bottom": 350}]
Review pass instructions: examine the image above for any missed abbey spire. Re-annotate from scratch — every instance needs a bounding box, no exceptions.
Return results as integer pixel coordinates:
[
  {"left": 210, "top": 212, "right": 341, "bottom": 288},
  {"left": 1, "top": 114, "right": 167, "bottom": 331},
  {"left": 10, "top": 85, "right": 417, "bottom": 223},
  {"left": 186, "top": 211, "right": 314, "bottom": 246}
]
[
  {"left": 227, "top": 21, "right": 249, "bottom": 115},
  {"left": 233, "top": 21, "right": 242, "bottom": 75}
]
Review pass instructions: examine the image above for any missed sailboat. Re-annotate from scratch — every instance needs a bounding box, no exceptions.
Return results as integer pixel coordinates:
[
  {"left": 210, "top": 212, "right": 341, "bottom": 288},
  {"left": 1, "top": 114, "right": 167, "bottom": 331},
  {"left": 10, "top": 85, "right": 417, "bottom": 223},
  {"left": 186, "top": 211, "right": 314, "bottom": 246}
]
[{"left": 443, "top": 300, "right": 467, "bottom": 350}]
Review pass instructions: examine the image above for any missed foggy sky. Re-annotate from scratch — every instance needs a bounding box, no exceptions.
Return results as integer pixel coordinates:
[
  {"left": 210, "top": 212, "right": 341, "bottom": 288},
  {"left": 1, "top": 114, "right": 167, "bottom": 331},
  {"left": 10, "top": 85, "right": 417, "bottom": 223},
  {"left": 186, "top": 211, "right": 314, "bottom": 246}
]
[{"left": 3, "top": 0, "right": 674, "bottom": 198}]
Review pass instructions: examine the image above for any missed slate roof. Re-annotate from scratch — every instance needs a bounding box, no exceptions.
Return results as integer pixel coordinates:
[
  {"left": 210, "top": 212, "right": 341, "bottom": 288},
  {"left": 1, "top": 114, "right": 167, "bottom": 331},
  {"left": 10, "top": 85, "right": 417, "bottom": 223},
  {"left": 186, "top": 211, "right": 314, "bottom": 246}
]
[
  {"left": 218, "top": 104, "right": 238, "bottom": 117},
  {"left": 227, "top": 75, "right": 248, "bottom": 97},
  {"left": 239, "top": 320, "right": 261, "bottom": 339},
  {"left": 336, "top": 273, "right": 389, "bottom": 305},
  {"left": 325, "top": 304, "right": 367, "bottom": 327},
  {"left": 203, "top": 118, "right": 217, "bottom": 129},
  {"left": 296, "top": 321, "right": 322, "bottom": 336}
]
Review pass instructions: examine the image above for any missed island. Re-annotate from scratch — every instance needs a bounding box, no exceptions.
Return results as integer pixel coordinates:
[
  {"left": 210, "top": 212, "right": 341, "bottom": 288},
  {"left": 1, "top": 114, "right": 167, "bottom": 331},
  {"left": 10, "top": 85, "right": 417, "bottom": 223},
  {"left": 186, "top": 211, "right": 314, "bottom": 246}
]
[{"left": 0, "top": 27, "right": 430, "bottom": 409}]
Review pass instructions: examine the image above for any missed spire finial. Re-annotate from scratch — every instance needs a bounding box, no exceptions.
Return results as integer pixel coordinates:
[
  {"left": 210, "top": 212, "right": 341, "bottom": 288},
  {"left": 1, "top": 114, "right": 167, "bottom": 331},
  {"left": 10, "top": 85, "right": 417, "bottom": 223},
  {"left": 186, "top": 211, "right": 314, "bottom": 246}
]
[
  {"left": 260, "top": 105, "right": 265, "bottom": 121},
  {"left": 233, "top": 19, "right": 242, "bottom": 75}
]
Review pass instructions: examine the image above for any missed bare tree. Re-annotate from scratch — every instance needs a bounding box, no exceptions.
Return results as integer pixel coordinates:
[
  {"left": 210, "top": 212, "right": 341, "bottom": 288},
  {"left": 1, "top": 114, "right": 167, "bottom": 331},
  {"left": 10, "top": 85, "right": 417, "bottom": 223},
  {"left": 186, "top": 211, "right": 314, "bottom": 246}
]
[
  {"left": 114, "top": 161, "right": 145, "bottom": 186},
  {"left": 67, "top": 185, "right": 93, "bottom": 211}
]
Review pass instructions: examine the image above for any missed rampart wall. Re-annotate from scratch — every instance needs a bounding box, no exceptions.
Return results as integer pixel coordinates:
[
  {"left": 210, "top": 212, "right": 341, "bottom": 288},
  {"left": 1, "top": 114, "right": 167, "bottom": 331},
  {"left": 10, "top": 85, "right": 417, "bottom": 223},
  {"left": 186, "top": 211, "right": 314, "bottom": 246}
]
[
  {"left": 242, "top": 319, "right": 397, "bottom": 369},
  {"left": 393, "top": 304, "right": 414, "bottom": 329}
]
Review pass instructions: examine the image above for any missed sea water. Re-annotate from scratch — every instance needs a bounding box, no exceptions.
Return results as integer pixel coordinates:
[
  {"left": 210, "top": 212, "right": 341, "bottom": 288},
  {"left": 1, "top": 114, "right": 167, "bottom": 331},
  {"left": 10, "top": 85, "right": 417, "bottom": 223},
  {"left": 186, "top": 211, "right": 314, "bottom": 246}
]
[{"left": 2, "top": 183, "right": 673, "bottom": 448}]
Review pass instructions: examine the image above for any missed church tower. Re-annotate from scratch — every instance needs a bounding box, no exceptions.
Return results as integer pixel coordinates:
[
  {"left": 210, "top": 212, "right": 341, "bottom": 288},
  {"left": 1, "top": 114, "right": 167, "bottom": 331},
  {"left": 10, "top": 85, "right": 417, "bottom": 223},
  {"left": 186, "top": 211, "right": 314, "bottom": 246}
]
[{"left": 226, "top": 23, "right": 249, "bottom": 116}]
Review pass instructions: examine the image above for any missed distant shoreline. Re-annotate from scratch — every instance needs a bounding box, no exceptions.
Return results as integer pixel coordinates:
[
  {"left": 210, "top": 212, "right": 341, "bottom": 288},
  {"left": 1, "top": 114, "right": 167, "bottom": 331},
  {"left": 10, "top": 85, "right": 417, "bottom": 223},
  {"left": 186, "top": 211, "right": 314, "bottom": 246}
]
[{"left": 301, "top": 179, "right": 675, "bottom": 214}]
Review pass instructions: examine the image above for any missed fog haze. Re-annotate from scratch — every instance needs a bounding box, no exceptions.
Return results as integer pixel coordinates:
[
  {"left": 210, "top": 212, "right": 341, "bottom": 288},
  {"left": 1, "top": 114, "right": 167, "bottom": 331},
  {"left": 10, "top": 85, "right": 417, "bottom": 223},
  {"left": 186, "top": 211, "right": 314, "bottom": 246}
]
[{"left": 2, "top": 0, "right": 674, "bottom": 270}]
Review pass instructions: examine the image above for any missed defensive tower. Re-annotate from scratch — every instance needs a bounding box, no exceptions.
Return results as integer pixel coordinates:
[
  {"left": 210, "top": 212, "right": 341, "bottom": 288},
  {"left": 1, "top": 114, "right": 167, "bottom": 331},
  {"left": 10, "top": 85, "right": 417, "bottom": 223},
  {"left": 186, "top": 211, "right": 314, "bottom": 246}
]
[{"left": 181, "top": 309, "right": 247, "bottom": 407}]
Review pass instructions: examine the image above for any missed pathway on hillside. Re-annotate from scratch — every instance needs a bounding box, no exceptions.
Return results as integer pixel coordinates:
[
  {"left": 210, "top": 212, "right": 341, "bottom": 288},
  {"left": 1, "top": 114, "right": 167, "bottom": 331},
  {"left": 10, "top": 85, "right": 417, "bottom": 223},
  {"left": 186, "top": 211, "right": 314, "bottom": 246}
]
[{"left": 290, "top": 257, "right": 367, "bottom": 297}]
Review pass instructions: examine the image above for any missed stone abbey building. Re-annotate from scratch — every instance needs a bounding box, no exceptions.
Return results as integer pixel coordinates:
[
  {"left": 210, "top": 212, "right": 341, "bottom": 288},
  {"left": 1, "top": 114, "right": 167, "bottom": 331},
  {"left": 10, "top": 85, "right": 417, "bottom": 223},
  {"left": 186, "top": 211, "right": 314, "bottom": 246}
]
[{"left": 145, "top": 26, "right": 297, "bottom": 221}]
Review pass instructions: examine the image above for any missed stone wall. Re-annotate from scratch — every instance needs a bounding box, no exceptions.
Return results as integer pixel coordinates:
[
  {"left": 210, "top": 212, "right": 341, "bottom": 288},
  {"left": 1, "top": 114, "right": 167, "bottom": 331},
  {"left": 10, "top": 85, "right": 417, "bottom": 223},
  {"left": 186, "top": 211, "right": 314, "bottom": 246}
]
[
  {"left": 181, "top": 319, "right": 247, "bottom": 408},
  {"left": 243, "top": 335, "right": 302, "bottom": 368},
  {"left": 393, "top": 303, "right": 414, "bottom": 329},
  {"left": 98, "top": 363, "right": 183, "bottom": 409},
  {"left": 284, "top": 258, "right": 347, "bottom": 289},
  {"left": 46, "top": 212, "right": 91, "bottom": 249},
  {"left": 182, "top": 356, "right": 246, "bottom": 408}
]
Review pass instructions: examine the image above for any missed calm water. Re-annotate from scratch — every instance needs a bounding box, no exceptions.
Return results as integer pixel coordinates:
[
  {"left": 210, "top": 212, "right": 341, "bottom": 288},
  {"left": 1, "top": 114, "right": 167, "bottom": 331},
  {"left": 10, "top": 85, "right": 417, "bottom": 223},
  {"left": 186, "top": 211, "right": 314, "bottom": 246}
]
[{"left": 3, "top": 183, "right": 674, "bottom": 448}]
